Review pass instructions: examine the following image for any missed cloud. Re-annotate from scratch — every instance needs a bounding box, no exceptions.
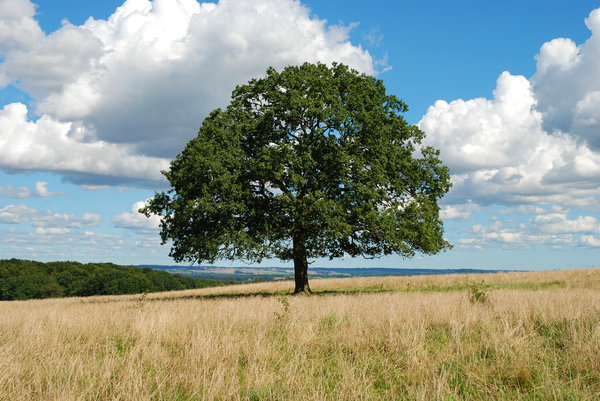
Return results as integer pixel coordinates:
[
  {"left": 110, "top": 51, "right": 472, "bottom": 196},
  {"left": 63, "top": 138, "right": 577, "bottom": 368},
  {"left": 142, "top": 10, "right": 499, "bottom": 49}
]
[
  {"left": 440, "top": 201, "right": 481, "bottom": 220},
  {"left": 0, "top": 0, "right": 377, "bottom": 185},
  {"left": 0, "top": 102, "right": 170, "bottom": 181},
  {"left": 455, "top": 209, "right": 600, "bottom": 250},
  {"left": 0, "top": 0, "right": 43, "bottom": 57},
  {"left": 0, "top": 200, "right": 168, "bottom": 262},
  {"left": 32, "top": 181, "right": 64, "bottom": 197},
  {"left": 0, "top": 183, "right": 31, "bottom": 198},
  {"left": 580, "top": 235, "right": 600, "bottom": 247},
  {"left": 112, "top": 200, "right": 161, "bottom": 231},
  {"left": 80, "top": 185, "right": 110, "bottom": 191},
  {"left": 533, "top": 213, "right": 600, "bottom": 234},
  {"left": 0, "top": 223, "right": 172, "bottom": 263},
  {"left": 420, "top": 7, "right": 600, "bottom": 213},
  {"left": 0, "top": 181, "right": 65, "bottom": 198},
  {"left": 82, "top": 212, "right": 104, "bottom": 227},
  {"left": 459, "top": 219, "right": 574, "bottom": 250},
  {"left": 363, "top": 26, "right": 383, "bottom": 48},
  {"left": 0, "top": 227, "right": 130, "bottom": 261},
  {"left": 0, "top": 203, "right": 36, "bottom": 223},
  {"left": 34, "top": 227, "right": 70, "bottom": 235},
  {"left": 421, "top": 72, "right": 542, "bottom": 174},
  {"left": 532, "top": 9, "right": 600, "bottom": 149},
  {"left": 0, "top": 203, "right": 103, "bottom": 228},
  {"left": 421, "top": 71, "right": 600, "bottom": 207},
  {"left": 496, "top": 205, "right": 551, "bottom": 215}
]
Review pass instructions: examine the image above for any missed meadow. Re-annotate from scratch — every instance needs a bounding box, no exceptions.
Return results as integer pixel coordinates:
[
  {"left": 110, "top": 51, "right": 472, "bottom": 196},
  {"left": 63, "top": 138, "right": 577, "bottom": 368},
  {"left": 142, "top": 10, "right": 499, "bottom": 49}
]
[{"left": 1, "top": 268, "right": 599, "bottom": 400}]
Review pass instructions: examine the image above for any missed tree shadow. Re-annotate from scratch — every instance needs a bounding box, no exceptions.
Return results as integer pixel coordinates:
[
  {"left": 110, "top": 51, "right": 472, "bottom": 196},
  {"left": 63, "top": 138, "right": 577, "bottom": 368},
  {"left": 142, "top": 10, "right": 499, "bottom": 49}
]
[
  {"left": 155, "top": 291, "right": 288, "bottom": 301},
  {"left": 150, "top": 287, "right": 395, "bottom": 302}
]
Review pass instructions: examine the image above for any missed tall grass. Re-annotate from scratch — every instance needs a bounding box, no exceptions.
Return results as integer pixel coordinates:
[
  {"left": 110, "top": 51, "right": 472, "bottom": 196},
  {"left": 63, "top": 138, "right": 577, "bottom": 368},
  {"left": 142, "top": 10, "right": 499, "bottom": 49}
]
[{"left": 1, "top": 269, "right": 599, "bottom": 400}]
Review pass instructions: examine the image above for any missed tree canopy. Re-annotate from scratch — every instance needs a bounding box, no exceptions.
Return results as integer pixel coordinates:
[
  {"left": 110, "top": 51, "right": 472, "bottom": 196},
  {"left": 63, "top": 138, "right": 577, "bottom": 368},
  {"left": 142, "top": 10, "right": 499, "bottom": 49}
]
[{"left": 141, "top": 62, "right": 451, "bottom": 293}]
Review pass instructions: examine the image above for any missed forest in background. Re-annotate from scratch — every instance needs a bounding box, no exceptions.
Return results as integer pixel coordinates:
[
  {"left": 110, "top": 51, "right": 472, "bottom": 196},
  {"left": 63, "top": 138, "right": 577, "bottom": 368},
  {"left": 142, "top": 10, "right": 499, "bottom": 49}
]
[{"left": 0, "top": 259, "right": 230, "bottom": 300}]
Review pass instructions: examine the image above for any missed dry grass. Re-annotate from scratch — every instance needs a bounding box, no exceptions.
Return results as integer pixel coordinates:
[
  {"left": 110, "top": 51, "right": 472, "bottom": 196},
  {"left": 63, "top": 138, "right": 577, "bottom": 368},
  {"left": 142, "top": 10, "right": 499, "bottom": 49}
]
[{"left": 1, "top": 268, "right": 600, "bottom": 400}]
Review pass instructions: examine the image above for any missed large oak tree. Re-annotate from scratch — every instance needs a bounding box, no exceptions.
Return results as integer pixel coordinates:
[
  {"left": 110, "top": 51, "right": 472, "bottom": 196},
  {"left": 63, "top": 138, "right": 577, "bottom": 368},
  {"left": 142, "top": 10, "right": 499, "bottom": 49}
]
[{"left": 141, "top": 63, "right": 451, "bottom": 294}]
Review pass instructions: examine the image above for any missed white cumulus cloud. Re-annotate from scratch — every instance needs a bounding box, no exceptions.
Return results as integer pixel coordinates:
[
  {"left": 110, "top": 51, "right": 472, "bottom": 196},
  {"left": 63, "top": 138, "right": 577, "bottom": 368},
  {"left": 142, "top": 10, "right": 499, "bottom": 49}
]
[
  {"left": 420, "top": 8, "right": 600, "bottom": 251},
  {"left": 32, "top": 181, "right": 64, "bottom": 197},
  {"left": 580, "top": 235, "right": 600, "bottom": 247},
  {"left": 420, "top": 71, "right": 600, "bottom": 207},
  {"left": 440, "top": 201, "right": 481, "bottom": 220},
  {"left": 112, "top": 200, "right": 161, "bottom": 231},
  {"left": 0, "top": 0, "right": 42, "bottom": 58},
  {"left": 533, "top": 213, "right": 600, "bottom": 234},
  {"left": 531, "top": 8, "right": 600, "bottom": 150},
  {"left": 0, "top": 102, "right": 170, "bottom": 182},
  {"left": 0, "top": 0, "right": 377, "bottom": 184}
]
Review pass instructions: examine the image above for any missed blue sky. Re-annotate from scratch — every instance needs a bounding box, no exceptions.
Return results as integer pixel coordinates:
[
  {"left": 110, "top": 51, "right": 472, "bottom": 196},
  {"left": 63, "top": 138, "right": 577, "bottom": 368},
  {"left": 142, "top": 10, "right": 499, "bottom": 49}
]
[{"left": 1, "top": 0, "right": 599, "bottom": 270}]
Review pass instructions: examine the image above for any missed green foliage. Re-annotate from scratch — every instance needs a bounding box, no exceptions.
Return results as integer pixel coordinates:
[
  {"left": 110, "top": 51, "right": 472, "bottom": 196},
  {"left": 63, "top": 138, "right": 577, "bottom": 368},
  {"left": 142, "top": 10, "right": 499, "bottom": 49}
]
[
  {"left": 274, "top": 296, "right": 291, "bottom": 321},
  {"left": 535, "top": 318, "right": 571, "bottom": 350},
  {"left": 40, "top": 281, "right": 64, "bottom": 298},
  {"left": 141, "top": 62, "right": 451, "bottom": 288},
  {"left": 0, "top": 259, "right": 226, "bottom": 301},
  {"left": 319, "top": 313, "right": 349, "bottom": 330},
  {"left": 468, "top": 282, "right": 489, "bottom": 304}
]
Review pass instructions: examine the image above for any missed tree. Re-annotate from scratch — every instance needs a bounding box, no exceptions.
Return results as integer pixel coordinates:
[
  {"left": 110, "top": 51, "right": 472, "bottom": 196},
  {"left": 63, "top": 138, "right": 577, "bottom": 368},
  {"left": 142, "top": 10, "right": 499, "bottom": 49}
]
[{"left": 141, "top": 62, "right": 452, "bottom": 294}]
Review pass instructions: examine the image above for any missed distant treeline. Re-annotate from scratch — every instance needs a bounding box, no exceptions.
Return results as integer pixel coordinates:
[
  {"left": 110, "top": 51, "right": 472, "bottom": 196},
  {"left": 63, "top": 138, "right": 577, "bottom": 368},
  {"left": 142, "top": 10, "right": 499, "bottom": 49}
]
[{"left": 0, "top": 259, "right": 230, "bottom": 301}]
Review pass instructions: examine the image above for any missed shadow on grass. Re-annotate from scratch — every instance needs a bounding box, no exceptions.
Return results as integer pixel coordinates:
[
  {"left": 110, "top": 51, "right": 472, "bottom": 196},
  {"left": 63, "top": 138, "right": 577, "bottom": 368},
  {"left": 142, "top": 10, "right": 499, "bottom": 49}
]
[
  {"left": 149, "top": 287, "right": 396, "bottom": 302},
  {"left": 151, "top": 280, "right": 566, "bottom": 302},
  {"left": 77, "top": 280, "right": 566, "bottom": 304}
]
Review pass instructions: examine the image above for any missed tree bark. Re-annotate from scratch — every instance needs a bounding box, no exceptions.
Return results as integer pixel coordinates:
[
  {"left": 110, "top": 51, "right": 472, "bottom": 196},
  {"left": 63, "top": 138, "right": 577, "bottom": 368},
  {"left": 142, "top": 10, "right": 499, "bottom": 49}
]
[{"left": 293, "top": 234, "right": 312, "bottom": 294}]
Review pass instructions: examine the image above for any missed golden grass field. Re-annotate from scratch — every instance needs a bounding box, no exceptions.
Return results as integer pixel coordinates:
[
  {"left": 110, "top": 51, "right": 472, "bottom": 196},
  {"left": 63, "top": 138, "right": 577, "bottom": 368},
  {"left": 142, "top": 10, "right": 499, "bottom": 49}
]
[{"left": 1, "top": 268, "right": 600, "bottom": 400}]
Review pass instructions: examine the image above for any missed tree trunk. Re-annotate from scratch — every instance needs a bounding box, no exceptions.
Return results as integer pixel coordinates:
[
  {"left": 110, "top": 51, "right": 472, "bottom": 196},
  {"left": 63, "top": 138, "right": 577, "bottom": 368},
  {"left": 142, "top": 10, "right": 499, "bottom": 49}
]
[{"left": 293, "top": 235, "right": 312, "bottom": 294}]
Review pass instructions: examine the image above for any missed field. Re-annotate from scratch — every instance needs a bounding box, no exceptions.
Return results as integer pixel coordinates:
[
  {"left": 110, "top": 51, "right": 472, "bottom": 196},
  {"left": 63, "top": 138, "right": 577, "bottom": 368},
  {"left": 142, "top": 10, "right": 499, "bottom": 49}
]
[{"left": 1, "top": 269, "right": 600, "bottom": 400}]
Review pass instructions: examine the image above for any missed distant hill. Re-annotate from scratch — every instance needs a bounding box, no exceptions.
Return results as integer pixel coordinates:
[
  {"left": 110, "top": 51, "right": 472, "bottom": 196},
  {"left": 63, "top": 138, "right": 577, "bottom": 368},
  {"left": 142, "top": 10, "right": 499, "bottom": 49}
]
[
  {"left": 0, "top": 259, "right": 231, "bottom": 301},
  {"left": 139, "top": 264, "right": 508, "bottom": 282}
]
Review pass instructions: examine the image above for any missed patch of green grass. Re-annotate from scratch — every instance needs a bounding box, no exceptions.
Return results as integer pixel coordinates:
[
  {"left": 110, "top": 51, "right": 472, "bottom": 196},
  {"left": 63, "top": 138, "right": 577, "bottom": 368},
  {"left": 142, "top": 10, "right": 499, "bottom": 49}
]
[
  {"left": 534, "top": 318, "right": 571, "bottom": 350},
  {"left": 174, "top": 385, "right": 202, "bottom": 401},
  {"left": 240, "top": 388, "right": 271, "bottom": 401},
  {"left": 109, "top": 335, "right": 134, "bottom": 357},
  {"left": 442, "top": 360, "right": 482, "bottom": 399},
  {"left": 157, "top": 280, "right": 567, "bottom": 303},
  {"left": 319, "top": 313, "right": 349, "bottom": 331},
  {"left": 313, "top": 280, "right": 566, "bottom": 297},
  {"left": 426, "top": 323, "right": 453, "bottom": 352}
]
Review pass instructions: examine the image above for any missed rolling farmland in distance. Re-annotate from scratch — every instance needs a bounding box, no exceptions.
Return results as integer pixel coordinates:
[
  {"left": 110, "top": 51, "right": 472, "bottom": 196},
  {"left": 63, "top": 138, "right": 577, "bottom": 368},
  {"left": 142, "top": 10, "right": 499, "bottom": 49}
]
[{"left": 140, "top": 264, "right": 512, "bottom": 283}]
